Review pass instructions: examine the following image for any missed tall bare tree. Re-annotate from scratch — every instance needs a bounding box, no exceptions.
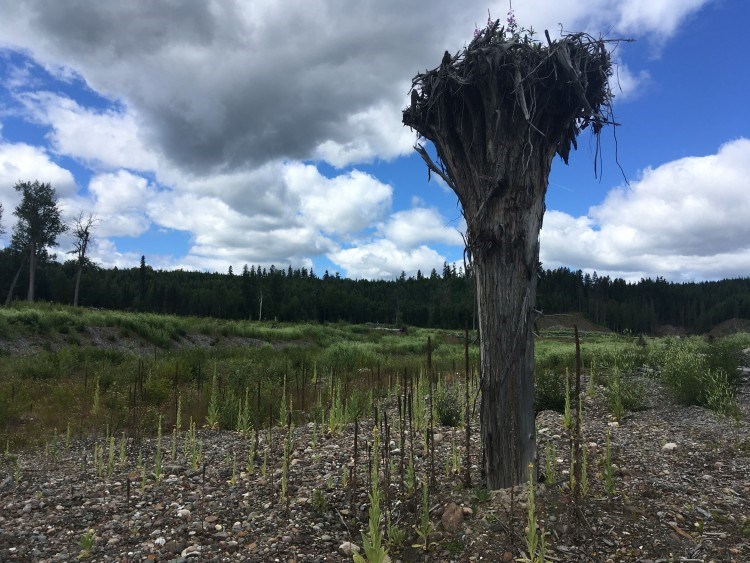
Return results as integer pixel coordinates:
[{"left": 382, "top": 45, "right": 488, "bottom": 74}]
[
  {"left": 12, "top": 181, "right": 67, "bottom": 303},
  {"left": 69, "top": 212, "right": 98, "bottom": 307},
  {"left": 403, "top": 19, "right": 619, "bottom": 487}
]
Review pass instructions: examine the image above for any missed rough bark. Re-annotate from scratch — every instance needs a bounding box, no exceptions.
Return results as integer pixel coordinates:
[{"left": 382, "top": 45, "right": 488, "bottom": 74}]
[{"left": 403, "top": 23, "right": 616, "bottom": 488}]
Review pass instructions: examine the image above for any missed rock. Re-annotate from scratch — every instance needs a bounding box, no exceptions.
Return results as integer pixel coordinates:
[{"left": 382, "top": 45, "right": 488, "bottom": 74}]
[
  {"left": 433, "top": 433, "right": 444, "bottom": 446},
  {"left": 321, "top": 534, "right": 332, "bottom": 542},
  {"left": 441, "top": 502, "right": 464, "bottom": 533},
  {"left": 154, "top": 537, "right": 166, "bottom": 546},
  {"left": 662, "top": 442, "right": 678, "bottom": 452},
  {"left": 338, "top": 541, "right": 360, "bottom": 556},
  {"left": 462, "top": 506, "right": 473, "bottom": 516},
  {"left": 502, "top": 551, "right": 514, "bottom": 562},
  {"left": 177, "top": 508, "right": 191, "bottom": 519}
]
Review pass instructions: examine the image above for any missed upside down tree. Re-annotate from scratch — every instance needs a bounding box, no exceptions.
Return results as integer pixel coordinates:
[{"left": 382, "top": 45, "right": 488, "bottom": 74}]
[{"left": 403, "top": 16, "right": 619, "bottom": 488}]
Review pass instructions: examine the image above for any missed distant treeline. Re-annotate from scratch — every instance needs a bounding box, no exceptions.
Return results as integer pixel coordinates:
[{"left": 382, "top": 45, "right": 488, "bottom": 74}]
[{"left": 2, "top": 250, "right": 749, "bottom": 334}]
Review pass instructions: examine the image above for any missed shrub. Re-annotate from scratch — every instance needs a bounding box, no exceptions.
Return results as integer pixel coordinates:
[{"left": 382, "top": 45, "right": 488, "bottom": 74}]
[
  {"left": 655, "top": 336, "right": 740, "bottom": 415},
  {"left": 535, "top": 369, "right": 566, "bottom": 413},
  {"left": 434, "top": 383, "right": 462, "bottom": 427}
]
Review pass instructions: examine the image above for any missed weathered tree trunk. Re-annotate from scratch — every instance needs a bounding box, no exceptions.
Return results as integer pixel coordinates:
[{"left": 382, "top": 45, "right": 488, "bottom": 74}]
[
  {"left": 471, "top": 153, "right": 550, "bottom": 487},
  {"left": 73, "top": 267, "right": 83, "bottom": 307},
  {"left": 26, "top": 241, "right": 37, "bottom": 303},
  {"left": 403, "top": 21, "right": 616, "bottom": 487},
  {"left": 5, "top": 257, "right": 26, "bottom": 306}
]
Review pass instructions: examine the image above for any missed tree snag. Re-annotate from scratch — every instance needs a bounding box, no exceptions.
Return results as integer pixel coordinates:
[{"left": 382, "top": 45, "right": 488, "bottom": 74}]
[{"left": 403, "top": 18, "right": 619, "bottom": 488}]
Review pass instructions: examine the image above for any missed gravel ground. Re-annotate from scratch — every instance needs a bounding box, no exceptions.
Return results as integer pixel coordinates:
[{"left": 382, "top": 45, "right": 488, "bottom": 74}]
[{"left": 1, "top": 366, "right": 749, "bottom": 562}]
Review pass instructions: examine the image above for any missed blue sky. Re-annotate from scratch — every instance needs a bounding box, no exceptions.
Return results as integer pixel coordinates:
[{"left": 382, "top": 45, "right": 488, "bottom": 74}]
[{"left": 0, "top": 0, "right": 748, "bottom": 281}]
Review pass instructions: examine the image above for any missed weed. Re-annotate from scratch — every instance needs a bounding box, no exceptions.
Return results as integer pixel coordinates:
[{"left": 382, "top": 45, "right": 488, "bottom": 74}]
[
  {"left": 562, "top": 369, "right": 572, "bottom": 431},
  {"left": 412, "top": 480, "right": 433, "bottom": 551},
  {"left": 78, "top": 529, "right": 95, "bottom": 558},
  {"left": 175, "top": 393, "right": 182, "bottom": 430},
  {"left": 606, "top": 368, "right": 624, "bottom": 420},
  {"left": 246, "top": 434, "right": 256, "bottom": 475},
  {"left": 312, "top": 488, "right": 329, "bottom": 515},
  {"left": 354, "top": 427, "right": 388, "bottom": 563},
  {"left": 386, "top": 516, "right": 406, "bottom": 549},
  {"left": 107, "top": 436, "right": 115, "bottom": 477},
  {"left": 535, "top": 369, "right": 566, "bottom": 413},
  {"left": 472, "top": 487, "right": 491, "bottom": 503},
  {"left": 236, "top": 387, "right": 251, "bottom": 437},
  {"left": 524, "top": 463, "right": 547, "bottom": 563},
  {"left": 205, "top": 367, "right": 220, "bottom": 429}
]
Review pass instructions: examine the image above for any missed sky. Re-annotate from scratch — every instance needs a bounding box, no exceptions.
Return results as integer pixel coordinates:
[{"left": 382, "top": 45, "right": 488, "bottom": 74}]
[{"left": 0, "top": 0, "right": 748, "bottom": 282}]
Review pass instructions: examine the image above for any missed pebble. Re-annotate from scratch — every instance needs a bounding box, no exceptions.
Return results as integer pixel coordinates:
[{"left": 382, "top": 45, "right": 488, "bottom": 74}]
[
  {"left": 662, "top": 442, "right": 678, "bottom": 451},
  {"left": 338, "top": 541, "right": 360, "bottom": 556}
]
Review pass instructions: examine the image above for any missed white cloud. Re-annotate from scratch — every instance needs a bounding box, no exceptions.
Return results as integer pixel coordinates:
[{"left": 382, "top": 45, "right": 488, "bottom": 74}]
[
  {"left": 0, "top": 0, "right": 718, "bottom": 277},
  {"left": 16, "top": 92, "right": 157, "bottom": 171},
  {"left": 86, "top": 170, "right": 155, "bottom": 237},
  {"left": 284, "top": 163, "right": 392, "bottom": 235},
  {"left": 611, "top": 63, "right": 651, "bottom": 101},
  {"left": 329, "top": 239, "right": 447, "bottom": 280},
  {"left": 541, "top": 138, "right": 750, "bottom": 280},
  {"left": 378, "top": 207, "right": 463, "bottom": 248},
  {"left": 0, "top": 0, "right": 708, "bottom": 174},
  {"left": 613, "top": 0, "right": 708, "bottom": 38}
]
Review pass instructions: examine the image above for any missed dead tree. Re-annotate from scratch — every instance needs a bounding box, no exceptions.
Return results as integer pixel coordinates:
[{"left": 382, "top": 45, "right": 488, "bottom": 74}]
[
  {"left": 68, "top": 212, "right": 98, "bottom": 307},
  {"left": 403, "top": 20, "right": 620, "bottom": 488}
]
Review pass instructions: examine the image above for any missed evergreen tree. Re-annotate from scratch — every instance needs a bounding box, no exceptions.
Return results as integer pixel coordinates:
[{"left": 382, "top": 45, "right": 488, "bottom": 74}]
[{"left": 12, "top": 181, "right": 67, "bottom": 302}]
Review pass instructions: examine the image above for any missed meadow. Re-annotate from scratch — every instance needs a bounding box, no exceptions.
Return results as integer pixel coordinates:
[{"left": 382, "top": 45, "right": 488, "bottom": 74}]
[{"left": 1, "top": 302, "right": 747, "bottom": 450}]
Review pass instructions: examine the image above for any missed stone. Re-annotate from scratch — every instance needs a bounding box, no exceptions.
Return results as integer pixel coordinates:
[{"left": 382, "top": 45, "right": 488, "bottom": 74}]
[
  {"left": 433, "top": 433, "right": 444, "bottom": 446},
  {"left": 662, "top": 442, "right": 678, "bottom": 452},
  {"left": 338, "top": 541, "right": 360, "bottom": 556},
  {"left": 177, "top": 508, "right": 191, "bottom": 519},
  {"left": 462, "top": 506, "right": 473, "bottom": 516},
  {"left": 441, "top": 502, "right": 464, "bottom": 533}
]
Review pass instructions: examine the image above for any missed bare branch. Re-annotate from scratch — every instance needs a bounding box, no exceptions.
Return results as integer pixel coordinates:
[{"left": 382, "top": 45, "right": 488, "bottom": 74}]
[{"left": 413, "top": 144, "right": 457, "bottom": 192}]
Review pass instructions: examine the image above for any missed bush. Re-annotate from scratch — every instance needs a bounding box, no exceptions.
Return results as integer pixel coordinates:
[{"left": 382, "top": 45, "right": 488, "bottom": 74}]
[
  {"left": 434, "top": 383, "right": 462, "bottom": 427},
  {"left": 535, "top": 369, "right": 565, "bottom": 413},
  {"left": 655, "top": 336, "right": 740, "bottom": 416}
]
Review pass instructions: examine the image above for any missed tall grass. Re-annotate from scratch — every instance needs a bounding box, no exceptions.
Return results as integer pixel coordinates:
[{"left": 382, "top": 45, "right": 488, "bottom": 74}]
[{"left": 650, "top": 335, "right": 745, "bottom": 417}]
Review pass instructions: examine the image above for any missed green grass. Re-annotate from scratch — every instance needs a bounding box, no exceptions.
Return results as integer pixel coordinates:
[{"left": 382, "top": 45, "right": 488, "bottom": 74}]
[{"left": 1, "top": 303, "right": 746, "bottom": 447}]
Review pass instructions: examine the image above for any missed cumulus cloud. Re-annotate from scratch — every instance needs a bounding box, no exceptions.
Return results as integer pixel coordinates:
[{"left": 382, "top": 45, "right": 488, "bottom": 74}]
[
  {"left": 540, "top": 138, "right": 750, "bottom": 281},
  {"left": 329, "top": 239, "right": 447, "bottom": 279},
  {"left": 16, "top": 92, "right": 158, "bottom": 171},
  {"left": 0, "top": 0, "right": 717, "bottom": 277},
  {"left": 0, "top": 0, "right": 705, "bottom": 174},
  {"left": 326, "top": 206, "right": 462, "bottom": 278},
  {"left": 377, "top": 207, "right": 463, "bottom": 248},
  {"left": 285, "top": 163, "right": 392, "bottom": 235}
]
